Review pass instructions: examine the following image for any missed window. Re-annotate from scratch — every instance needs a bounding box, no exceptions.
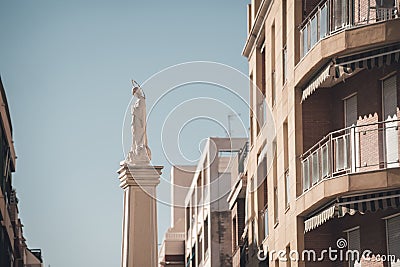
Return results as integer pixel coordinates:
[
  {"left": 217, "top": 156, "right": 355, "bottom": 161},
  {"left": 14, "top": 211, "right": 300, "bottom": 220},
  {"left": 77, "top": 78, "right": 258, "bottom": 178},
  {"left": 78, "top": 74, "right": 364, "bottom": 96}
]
[
  {"left": 251, "top": 219, "right": 257, "bottom": 244},
  {"left": 264, "top": 206, "right": 269, "bottom": 238},
  {"left": 344, "top": 94, "right": 357, "bottom": 127},
  {"left": 382, "top": 75, "right": 399, "bottom": 168},
  {"left": 273, "top": 145, "right": 278, "bottom": 224},
  {"left": 283, "top": 120, "right": 290, "bottom": 208},
  {"left": 232, "top": 216, "right": 237, "bottom": 252},
  {"left": 261, "top": 40, "right": 266, "bottom": 96},
  {"left": 198, "top": 231, "right": 203, "bottom": 265},
  {"left": 274, "top": 186, "right": 278, "bottom": 224},
  {"left": 264, "top": 178, "right": 268, "bottom": 207},
  {"left": 282, "top": 0, "right": 287, "bottom": 46},
  {"left": 197, "top": 175, "right": 202, "bottom": 203},
  {"left": 192, "top": 246, "right": 197, "bottom": 267},
  {"left": 258, "top": 39, "right": 267, "bottom": 128},
  {"left": 320, "top": 3, "right": 328, "bottom": 39},
  {"left": 197, "top": 176, "right": 202, "bottom": 216},
  {"left": 386, "top": 214, "right": 400, "bottom": 266},
  {"left": 203, "top": 156, "right": 209, "bottom": 200},
  {"left": 271, "top": 23, "right": 276, "bottom": 106},
  {"left": 186, "top": 206, "right": 190, "bottom": 235},
  {"left": 257, "top": 154, "right": 267, "bottom": 204},
  {"left": 283, "top": 121, "right": 289, "bottom": 170},
  {"left": 301, "top": 26, "right": 308, "bottom": 57},
  {"left": 285, "top": 170, "right": 290, "bottom": 208},
  {"left": 282, "top": 0, "right": 287, "bottom": 84},
  {"left": 332, "top": 0, "right": 350, "bottom": 30},
  {"left": 250, "top": 73, "right": 255, "bottom": 145},
  {"left": 204, "top": 217, "right": 209, "bottom": 257},
  {"left": 186, "top": 255, "right": 190, "bottom": 267},
  {"left": 283, "top": 45, "right": 288, "bottom": 84},
  {"left": 346, "top": 227, "right": 361, "bottom": 267}
]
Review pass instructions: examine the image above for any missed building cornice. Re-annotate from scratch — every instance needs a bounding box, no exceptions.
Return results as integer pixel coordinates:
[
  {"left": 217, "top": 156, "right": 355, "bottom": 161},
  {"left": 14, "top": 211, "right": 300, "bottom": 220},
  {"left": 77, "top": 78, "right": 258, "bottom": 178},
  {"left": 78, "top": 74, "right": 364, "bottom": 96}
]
[
  {"left": 117, "top": 162, "right": 163, "bottom": 189},
  {"left": 242, "top": 0, "right": 274, "bottom": 58},
  {"left": 0, "top": 77, "right": 16, "bottom": 171}
]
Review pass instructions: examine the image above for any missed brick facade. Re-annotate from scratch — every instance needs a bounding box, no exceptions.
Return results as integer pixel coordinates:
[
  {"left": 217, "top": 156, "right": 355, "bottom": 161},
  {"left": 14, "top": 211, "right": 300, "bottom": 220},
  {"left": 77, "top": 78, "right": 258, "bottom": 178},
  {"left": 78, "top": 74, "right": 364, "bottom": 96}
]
[{"left": 212, "top": 211, "right": 233, "bottom": 267}]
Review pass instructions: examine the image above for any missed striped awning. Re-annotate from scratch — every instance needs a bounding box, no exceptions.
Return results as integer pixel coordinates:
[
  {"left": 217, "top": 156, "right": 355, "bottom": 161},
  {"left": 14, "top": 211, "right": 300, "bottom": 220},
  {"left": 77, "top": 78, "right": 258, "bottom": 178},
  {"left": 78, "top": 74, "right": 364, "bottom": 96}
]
[
  {"left": 304, "top": 189, "right": 400, "bottom": 233},
  {"left": 301, "top": 44, "right": 400, "bottom": 102},
  {"left": 335, "top": 45, "right": 400, "bottom": 76}
]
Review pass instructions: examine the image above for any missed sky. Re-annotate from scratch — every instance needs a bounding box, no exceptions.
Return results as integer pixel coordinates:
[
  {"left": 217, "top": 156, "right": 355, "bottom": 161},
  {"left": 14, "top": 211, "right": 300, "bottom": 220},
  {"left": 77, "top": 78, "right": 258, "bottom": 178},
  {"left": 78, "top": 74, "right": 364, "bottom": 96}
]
[{"left": 0, "top": 1, "right": 249, "bottom": 266}]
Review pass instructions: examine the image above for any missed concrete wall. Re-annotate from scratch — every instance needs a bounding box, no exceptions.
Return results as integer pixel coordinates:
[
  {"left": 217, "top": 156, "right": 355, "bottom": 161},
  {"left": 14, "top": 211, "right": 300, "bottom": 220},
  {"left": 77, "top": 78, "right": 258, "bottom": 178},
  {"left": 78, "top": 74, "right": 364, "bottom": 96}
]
[{"left": 171, "top": 165, "right": 196, "bottom": 230}]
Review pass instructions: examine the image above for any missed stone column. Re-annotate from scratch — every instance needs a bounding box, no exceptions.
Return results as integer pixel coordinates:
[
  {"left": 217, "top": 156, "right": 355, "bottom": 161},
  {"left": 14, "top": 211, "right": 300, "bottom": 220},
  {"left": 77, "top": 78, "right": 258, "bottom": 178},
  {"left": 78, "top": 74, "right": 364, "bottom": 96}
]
[{"left": 118, "top": 163, "right": 163, "bottom": 267}]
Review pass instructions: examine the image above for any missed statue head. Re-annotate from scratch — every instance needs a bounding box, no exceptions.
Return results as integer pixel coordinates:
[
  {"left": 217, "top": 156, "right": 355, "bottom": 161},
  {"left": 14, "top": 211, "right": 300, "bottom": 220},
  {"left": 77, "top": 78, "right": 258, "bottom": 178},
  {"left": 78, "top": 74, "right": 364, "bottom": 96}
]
[{"left": 131, "top": 80, "right": 145, "bottom": 99}]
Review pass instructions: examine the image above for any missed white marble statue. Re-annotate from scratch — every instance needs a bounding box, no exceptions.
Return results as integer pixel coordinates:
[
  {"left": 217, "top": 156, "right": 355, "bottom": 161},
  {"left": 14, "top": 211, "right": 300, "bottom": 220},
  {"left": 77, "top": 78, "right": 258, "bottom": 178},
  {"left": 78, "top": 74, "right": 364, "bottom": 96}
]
[{"left": 128, "top": 80, "right": 151, "bottom": 164}]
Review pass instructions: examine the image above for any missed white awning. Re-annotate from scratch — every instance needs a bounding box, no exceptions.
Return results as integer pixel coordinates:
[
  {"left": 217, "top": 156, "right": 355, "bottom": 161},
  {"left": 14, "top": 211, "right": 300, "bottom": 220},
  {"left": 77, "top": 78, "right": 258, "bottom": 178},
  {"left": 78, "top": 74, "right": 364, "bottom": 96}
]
[
  {"left": 301, "top": 64, "right": 332, "bottom": 102},
  {"left": 304, "top": 205, "right": 336, "bottom": 233}
]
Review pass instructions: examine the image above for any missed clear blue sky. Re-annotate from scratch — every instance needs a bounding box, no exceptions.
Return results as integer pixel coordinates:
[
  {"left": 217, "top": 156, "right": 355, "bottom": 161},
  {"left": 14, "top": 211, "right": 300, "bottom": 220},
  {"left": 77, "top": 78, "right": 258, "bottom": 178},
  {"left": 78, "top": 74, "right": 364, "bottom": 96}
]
[{"left": 0, "top": 1, "right": 249, "bottom": 266}]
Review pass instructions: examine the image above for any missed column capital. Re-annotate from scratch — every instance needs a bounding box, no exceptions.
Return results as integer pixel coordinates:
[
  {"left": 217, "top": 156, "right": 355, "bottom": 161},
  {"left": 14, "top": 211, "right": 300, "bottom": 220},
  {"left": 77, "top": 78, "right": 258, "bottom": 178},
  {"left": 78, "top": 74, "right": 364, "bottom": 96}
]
[{"left": 117, "top": 162, "right": 163, "bottom": 189}]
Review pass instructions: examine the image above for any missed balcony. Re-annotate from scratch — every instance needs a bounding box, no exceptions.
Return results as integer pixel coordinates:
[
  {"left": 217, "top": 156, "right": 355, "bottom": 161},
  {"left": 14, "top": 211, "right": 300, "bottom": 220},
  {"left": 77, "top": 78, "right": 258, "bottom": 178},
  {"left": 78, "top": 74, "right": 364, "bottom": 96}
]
[
  {"left": 302, "top": 120, "right": 400, "bottom": 193},
  {"left": 165, "top": 232, "right": 185, "bottom": 241},
  {"left": 300, "top": 0, "right": 399, "bottom": 58}
]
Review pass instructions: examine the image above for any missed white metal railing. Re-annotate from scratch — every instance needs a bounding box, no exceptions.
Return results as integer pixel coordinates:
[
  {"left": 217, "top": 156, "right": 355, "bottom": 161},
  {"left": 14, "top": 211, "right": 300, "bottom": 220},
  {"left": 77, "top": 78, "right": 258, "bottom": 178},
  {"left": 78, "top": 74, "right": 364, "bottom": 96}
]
[
  {"left": 165, "top": 232, "right": 186, "bottom": 241},
  {"left": 300, "top": 0, "right": 398, "bottom": 58},
  {"left": 302, "top": 120, "right": 400, "bottom": 192}
]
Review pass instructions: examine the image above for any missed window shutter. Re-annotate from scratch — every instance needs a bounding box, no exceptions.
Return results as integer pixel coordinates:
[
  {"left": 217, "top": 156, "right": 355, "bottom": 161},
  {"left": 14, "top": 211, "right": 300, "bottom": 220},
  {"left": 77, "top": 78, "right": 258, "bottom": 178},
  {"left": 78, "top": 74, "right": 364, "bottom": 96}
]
[
  {"left": 345, "top": 95, "right": 358, "bottom": 127},
  {"left": 387, "top": 215, "right": 400, "bottom": 267},
  {"left": 347, "top": 228, "right": 361, "bottom": 267},
  {"left": 383, "top": 75, "right": 397, "bottom": 120},
  {"left": 383, "top": 76, "right": 399, "bottom": 167}
]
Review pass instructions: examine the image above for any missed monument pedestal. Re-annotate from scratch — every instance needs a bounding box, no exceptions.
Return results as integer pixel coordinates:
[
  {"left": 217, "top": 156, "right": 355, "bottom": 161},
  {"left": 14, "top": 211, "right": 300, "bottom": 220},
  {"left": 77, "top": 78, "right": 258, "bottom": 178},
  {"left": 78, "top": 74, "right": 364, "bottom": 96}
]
[{"left": 118, "top": 162, "right": 163, "bottom": 267}]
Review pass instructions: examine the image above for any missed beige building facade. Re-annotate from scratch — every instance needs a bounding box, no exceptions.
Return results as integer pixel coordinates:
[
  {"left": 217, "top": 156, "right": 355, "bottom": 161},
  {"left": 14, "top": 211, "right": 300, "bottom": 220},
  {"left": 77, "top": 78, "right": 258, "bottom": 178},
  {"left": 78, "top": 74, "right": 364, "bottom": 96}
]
[
  {"left": 159, "top": 138, "right": 247, "bottom": 267},
  {"left": 235, "top": 0, "right": 400, "bottom": 267},
  {"left": 184, "top": 137, "right": 247, "bottom": 267}
]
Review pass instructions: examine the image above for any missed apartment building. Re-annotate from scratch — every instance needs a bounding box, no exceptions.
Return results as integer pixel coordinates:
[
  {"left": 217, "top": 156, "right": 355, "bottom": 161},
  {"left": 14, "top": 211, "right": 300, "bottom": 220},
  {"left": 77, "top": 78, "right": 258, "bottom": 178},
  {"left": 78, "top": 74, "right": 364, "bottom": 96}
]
[
  {"left": 159, "top": 165, "right": 196, "bottom": 267},
  {"left": 227, "top": 142, "right": 249, "bottom": 267},
  {"left": 184, "top": 137, "right": 247, "bottom": 267},
  {"left": 0, "top": 77, "right": 43, "bottom": 267},
  {"left": 238, "top": 0, "right": 400, "bottom": 266}
]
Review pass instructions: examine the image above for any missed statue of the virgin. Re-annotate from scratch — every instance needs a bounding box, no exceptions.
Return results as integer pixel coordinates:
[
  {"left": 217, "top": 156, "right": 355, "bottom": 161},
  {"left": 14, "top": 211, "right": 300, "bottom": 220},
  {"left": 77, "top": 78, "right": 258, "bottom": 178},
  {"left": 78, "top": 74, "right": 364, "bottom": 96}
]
[{"left": 128, "top": 80, "right": 151, "bottom": 164}]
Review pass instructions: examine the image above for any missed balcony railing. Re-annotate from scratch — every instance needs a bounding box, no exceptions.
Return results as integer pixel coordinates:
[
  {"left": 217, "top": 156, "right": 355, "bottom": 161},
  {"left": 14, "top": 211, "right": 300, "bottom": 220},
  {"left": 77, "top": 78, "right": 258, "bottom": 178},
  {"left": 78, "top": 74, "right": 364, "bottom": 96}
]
[
  {"left": 300, "top": 0, "right": 399, "bottom": 58},
  {"left": 302, "top": 120, "right": 400, "bottom": 192},
  {"left": 165, "top": 232, "right": 185, "bottom": 241}
]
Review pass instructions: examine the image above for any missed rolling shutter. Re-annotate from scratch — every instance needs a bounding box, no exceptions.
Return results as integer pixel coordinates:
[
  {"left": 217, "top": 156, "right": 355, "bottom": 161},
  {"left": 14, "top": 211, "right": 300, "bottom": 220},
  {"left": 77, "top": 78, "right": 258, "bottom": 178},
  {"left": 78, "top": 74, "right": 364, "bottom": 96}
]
[
  {"left": 345, "top": 95, "right": 358, "bottom": 127},
  {"left": 383, "top": 75, "right": 399, "bottom": 167},
  {"left": 387, "top": 215, "right": 400, "bottom": 267},
  {"left": 383, "top": 76, "right": 397, "bottom": 120},
  {"left": 347, "top": 228, "right": 361, "bottom": 267}
]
